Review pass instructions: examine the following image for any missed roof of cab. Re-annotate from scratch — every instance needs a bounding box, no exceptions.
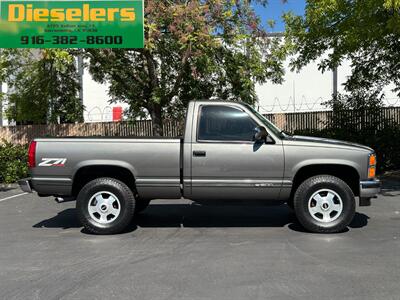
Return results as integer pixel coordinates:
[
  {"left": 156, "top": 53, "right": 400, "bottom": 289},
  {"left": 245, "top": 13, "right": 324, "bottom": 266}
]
[{"left": 190, "top": 99, "right": 247, "bottom": 105}]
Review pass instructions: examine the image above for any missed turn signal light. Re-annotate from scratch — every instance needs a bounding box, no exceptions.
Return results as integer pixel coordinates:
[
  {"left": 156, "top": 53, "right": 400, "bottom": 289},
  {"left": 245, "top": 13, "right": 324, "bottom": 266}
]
[
  {"left": 368, "top": 167, "right": 376, "bottom": 178},
  {"left": 368, "top": 153, "right": 377, "bottom": 178},
  {"left": 369, "top": 154, "right": 376, "bottom": 166}
]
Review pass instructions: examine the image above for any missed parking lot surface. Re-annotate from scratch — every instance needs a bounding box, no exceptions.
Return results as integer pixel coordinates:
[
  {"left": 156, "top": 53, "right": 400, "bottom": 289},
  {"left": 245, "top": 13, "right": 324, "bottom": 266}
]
[{"left": 0, "top": 185, "right": 399, "bottom": 300}]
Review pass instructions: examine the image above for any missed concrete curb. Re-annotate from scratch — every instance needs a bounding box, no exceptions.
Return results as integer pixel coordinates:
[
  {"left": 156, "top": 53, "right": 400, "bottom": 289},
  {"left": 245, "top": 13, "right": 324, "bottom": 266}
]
[{"left": 0, "top": 183, "right": 19, "bottom": 192}]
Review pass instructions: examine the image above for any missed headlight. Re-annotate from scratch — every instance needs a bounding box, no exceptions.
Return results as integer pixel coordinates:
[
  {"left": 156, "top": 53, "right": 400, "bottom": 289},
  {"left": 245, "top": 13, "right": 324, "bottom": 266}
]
[{"left": 368, "top": 153, "right": 377, "bottom": 178}]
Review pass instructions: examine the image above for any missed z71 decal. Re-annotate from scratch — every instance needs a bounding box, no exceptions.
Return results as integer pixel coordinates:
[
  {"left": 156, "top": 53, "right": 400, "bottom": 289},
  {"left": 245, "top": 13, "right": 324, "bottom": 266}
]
[{"left": 39, "top": 158, "right": 67, "bottom": 167}]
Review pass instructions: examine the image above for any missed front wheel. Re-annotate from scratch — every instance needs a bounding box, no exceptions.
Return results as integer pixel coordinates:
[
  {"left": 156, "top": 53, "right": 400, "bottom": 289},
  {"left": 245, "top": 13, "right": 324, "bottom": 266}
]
[
  {"left": 77, "top": 178, "right": 136, "bottom": 235},
  {"left": 294, "top": 175, "right": 355, "bottom": 233}
]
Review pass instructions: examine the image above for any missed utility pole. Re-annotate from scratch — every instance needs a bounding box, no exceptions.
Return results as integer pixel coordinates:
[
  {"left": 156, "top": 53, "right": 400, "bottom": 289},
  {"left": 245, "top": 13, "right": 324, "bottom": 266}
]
[
  {"left": 0, "top": 82, "right": 3, "bottom": 127},
  {"left": 293, "top": 81, "right": 296, "bottom": 112},
  {"left": 0, "top": 48, "right": 2, "bottom": 126},
  {"left": 0, "top": 49, "right": 3, "bottom": 127},
  {"left": 77, "top": 54, "right": 84, "bottom": 122},
  {"left": 333, "top": 67, "right": 338, "bottom": 98},
  {"left": 78, "top": 55, "right": 84, "bottom": 104}
]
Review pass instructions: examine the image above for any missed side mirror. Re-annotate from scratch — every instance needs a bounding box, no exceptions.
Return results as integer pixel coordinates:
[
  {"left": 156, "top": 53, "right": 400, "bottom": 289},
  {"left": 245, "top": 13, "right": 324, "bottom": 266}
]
[{"left": 254, "top": 126, "right": 268, "bottom": 142}]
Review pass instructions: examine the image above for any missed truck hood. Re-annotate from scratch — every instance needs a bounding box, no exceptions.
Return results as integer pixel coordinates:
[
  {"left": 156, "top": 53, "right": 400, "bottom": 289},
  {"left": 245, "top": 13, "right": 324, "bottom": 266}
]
[{"left": 285, "top": 135, "right": 373, "bottom": 152}]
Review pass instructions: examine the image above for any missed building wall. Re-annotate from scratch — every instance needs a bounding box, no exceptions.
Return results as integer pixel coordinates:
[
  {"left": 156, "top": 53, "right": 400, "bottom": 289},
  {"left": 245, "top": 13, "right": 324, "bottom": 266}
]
[
  {"left": 256, "top": 58, "right": 398, "bottom": 114},
  {"left": 80, "top": 57, "right": 128, "bottom": 123},
  {"left": 82, "top": 69, "right": 127, "bottom": 123},
  {"left": 256, "top": 60, "right": 332, "bottom": 114},
  {"left": 1, "top": 56, "right": 398, "bottom": 126},
  {"left": 84, "top": 53, "right": 399, "bottom": 118}
]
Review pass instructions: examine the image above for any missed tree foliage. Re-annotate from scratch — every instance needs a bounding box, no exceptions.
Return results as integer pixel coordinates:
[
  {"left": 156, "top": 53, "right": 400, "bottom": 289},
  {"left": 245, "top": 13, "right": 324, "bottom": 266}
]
[
  {"left": 85, "top": 0, "right": 286, "bottom": 135},
  {"left": 283, "top": 0, "right": 400, "bottom": 94},
  {"left": 295, "top": 87, "right": 400, "bottom": 172},
  {"left": 0, "top": 140, "right": 28, "bottom": 184},
  {"left": 0, "top": 49, "right": 83, "bottom": 124}
]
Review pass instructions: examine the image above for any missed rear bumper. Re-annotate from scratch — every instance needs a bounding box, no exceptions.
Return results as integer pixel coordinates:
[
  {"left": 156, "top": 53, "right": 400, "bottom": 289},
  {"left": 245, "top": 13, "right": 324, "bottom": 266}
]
[
  {"left": 18, "top": 178, "right": 33, "bottom": 193},
  {"left": 18, "top": 177, "right": 72, "bottom": 196},
  {"left": 360, "top": 179, "right": 381, "bottom": 198}
]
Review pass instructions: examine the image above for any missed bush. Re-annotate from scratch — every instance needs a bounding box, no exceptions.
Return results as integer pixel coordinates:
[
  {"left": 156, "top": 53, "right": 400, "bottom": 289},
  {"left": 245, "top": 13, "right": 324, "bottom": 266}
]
[
  {"left": 293, "top": 126, "right": 400, "bottom": 174},
  {"left": 0, "top": 140, "right": 28, "bottom": 184},
  {"left": 293, "top": 88, "right": 400, "bottom": 174}
]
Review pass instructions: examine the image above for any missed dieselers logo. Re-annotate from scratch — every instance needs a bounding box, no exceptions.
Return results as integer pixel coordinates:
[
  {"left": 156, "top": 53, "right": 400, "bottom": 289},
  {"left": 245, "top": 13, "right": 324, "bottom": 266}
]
[
  {"left": 7, "top": 3, "right": 136, "bottom": 22},
  {"left": 0, "top": 0, "right": 144, "bottom": 48}
]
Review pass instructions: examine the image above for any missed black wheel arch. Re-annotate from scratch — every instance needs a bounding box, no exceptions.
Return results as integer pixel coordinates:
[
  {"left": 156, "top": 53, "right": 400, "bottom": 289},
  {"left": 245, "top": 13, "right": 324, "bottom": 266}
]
[
  {"left": 290, "top": 164, "right": 360, "bottom": 199},
  {"left": 72, "top": 165, "right": 137, "bottom": 198}
]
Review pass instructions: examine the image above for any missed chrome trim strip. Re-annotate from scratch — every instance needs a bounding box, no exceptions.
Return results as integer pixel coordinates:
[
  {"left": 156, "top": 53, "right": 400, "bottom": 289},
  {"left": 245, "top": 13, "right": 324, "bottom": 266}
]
[
  {"left": 360, "top": 179, "right": 381, "bottom": 198},
  {"left": 137, "top": 184, "right": 181, "bottom": 187},
  {"left": 136, "top": 178, "right": 180, "bottom": 187},
  {"left": 190, "top": 179, "right": 291, "bottom": 188},
  {"left": 32, "top": 177, "right": 72, "bottom": 185},
  {"left": 281, "top": 180, "right": 292, "bottom": 187},
  {"left": 33, "top": 177, "right": 71, "bottom": 182},
  {"left": 360, "top": 180, "right": 381, "bottom": 189},
  {"left": 138, "top": 178, "right": 292, "bottom": 188}
]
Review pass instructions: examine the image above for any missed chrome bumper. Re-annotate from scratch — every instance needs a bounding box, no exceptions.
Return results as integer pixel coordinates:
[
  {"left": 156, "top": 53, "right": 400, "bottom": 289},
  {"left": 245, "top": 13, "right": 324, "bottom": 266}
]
[
  {"left": 360, "top": 179, "right": 381, "bottom": 198},
  {"left": 18, "top": 178, "right": 33, "bottom": 193}
]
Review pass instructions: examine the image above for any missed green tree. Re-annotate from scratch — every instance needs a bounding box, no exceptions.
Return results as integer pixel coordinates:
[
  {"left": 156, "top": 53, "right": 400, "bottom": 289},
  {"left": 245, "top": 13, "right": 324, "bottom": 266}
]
[
  {"left": 295, "top": 87, "right": 400, "bottom": 172},
  {"left": 283, "top": 0, "right": 400, "bottom": 94},
  {"left": 0, "top": 49, "right": 83, "bottom": 124},
  {"left": 85, "top": 0, "right": 286, "bottom": 135},
  {"left": 0, "top": 140, "right": 28, "bottom": 184}
]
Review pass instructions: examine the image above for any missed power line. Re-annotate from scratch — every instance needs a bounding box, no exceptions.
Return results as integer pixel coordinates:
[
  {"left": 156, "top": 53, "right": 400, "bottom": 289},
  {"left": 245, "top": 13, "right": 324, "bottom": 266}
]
[{"left": 257, "top": 96, "right": 400, "bottom": 113}]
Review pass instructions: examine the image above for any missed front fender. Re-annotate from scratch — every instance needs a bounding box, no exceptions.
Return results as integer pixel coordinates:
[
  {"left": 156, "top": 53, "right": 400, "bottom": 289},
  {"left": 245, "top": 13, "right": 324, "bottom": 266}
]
[{"left": 291, "top": 158, "right": 362, "bottom": 179}]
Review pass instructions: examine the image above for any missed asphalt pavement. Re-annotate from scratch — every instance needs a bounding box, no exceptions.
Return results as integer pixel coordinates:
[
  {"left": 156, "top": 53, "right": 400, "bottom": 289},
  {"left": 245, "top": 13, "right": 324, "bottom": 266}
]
[{"left": 0, "top": 184, "right": 399, "bottom": 300}]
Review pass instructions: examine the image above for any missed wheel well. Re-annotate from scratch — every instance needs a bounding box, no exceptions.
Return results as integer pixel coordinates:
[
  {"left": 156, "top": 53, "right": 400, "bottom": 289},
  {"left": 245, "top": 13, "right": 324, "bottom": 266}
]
[
  {"left": 72, "top": 165, "right": 136, "bottom": 197},
  {"left": 291, "top": 164, "right": 360, "bottom": 198}
]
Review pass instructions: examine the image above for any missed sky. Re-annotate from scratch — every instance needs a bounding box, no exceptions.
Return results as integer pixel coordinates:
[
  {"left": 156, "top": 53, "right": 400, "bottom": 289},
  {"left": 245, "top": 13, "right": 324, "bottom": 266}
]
[{"left": 253, "top": 0, "right": 306, "bottom": 32}]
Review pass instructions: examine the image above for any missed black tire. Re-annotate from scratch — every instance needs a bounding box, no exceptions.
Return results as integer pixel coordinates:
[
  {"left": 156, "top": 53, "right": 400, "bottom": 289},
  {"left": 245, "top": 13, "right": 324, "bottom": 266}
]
[
  {"left": 135, "top": 199, "right": 151, "bottom": 214},
  {"left": 77, "top": 177, "right": 136, "bottom": 235},
  {"left": 293, "top": 175, "right": 355, "bottom": 233}
]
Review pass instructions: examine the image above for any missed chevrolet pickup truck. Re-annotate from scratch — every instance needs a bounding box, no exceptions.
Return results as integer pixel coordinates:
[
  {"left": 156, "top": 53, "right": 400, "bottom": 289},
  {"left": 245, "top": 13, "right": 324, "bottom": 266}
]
[{"left": 19, "top": 101, "right": 381, "bottom": 234}]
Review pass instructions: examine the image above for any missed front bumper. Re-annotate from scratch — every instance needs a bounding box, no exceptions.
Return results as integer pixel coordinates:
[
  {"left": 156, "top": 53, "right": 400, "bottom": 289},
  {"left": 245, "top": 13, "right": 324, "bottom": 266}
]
[
  {"left": 18, "top": 178, "right": 33, "bottom": 193},
  {"left": 360, "top": 179, "right": 381, "bottom": 198}
]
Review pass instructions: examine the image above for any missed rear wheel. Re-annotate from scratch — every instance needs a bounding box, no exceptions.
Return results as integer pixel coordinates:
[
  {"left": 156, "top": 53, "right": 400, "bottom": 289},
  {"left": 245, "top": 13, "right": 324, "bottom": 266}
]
[
  {"left": 77, "top": 177, "right": 135, "bottom": 234},
  {"left": 293, "top": 175, "right": 355, "bottom": 233}
]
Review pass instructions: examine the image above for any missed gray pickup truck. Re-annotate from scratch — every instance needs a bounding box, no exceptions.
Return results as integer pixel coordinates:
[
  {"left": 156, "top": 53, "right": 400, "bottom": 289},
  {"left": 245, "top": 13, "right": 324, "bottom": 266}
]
[{"left": 19, "top": 100, "right": 380, "bottom": 234}]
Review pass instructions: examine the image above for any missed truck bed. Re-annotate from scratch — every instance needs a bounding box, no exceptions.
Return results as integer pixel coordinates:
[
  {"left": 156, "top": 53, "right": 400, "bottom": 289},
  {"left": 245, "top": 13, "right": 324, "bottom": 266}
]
[{"left": 31, "top": 137, "right": 183, "bottom": 199}]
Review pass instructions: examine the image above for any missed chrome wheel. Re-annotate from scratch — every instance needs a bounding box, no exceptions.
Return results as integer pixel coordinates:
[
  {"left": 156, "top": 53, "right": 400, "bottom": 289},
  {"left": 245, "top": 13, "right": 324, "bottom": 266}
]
[
  {"left": 87, "top": 191, "right": 121, "bottom": 224},
  {"left": 308, "top": 189, "right": 343, "bottom": 223}
]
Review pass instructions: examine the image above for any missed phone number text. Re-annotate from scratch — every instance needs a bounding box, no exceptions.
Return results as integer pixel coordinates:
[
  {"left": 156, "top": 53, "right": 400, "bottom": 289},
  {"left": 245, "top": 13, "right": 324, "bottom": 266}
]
[{"left": 20, "top": 35, "right": 123, "bottom": 45}]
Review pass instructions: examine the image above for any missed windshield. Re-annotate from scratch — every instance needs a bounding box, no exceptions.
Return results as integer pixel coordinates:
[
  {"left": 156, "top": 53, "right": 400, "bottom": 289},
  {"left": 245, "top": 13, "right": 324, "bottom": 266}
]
[{"left": 243, "top": 104, "right": 286, "bottom": 139}]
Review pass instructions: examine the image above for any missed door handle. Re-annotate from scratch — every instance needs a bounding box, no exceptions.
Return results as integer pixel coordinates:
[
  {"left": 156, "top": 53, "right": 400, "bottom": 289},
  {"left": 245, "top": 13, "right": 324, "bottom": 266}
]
[{"left": 193, "top": 151, "right": 206, "bottom": 157}]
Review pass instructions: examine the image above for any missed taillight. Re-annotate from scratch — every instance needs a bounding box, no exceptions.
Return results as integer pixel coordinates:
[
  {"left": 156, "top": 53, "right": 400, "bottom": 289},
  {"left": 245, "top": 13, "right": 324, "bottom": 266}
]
[
  {"left": 28, "top": 141, "right": 37, "bottom": 168},
  {"left": 368, "top": 153, "right": 377, "bottom": 178}
]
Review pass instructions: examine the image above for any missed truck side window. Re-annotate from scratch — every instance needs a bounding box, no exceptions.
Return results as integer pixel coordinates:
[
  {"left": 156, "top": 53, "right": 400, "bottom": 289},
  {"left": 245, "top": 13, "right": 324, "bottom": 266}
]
[{"left": 198, "top": 105, "right": 257, "bottom": 141}]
